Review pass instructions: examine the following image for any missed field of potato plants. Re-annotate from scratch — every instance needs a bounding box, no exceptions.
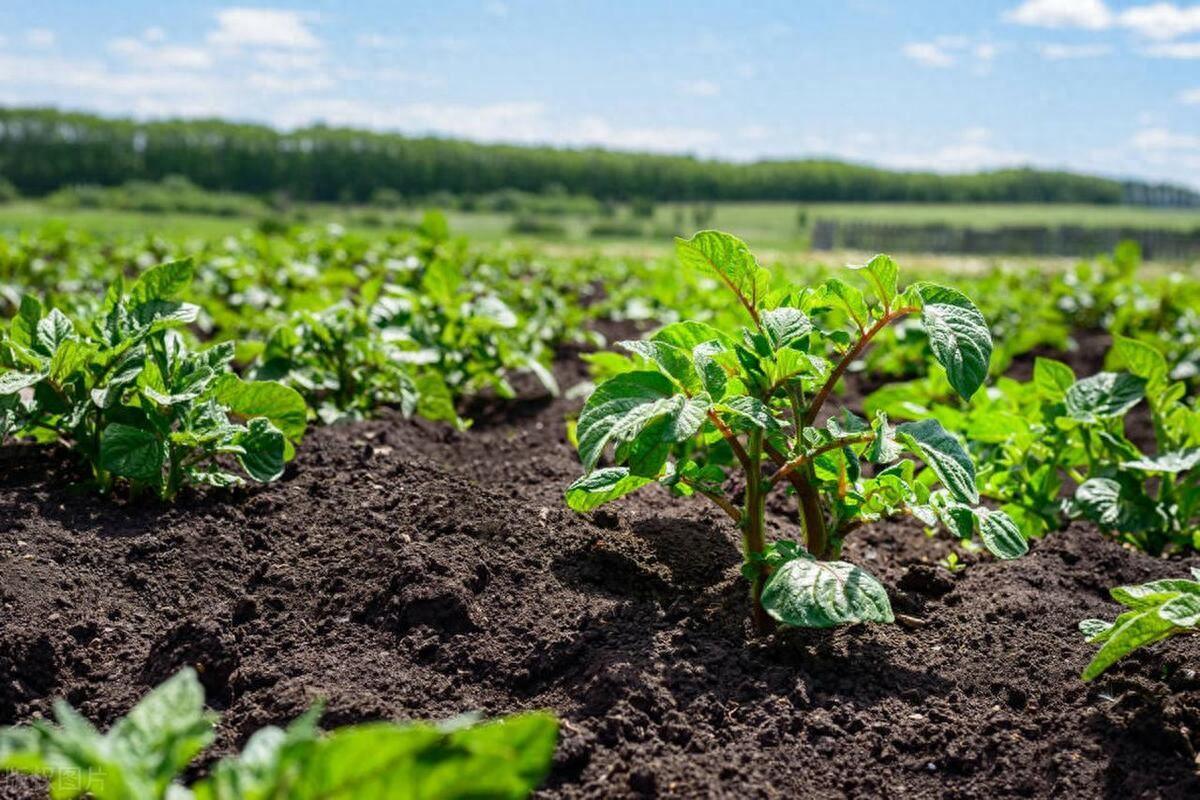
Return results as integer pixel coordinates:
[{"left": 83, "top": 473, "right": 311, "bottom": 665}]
[{"left": 1, "top": 215, "right": 1199, "bottom": 798}]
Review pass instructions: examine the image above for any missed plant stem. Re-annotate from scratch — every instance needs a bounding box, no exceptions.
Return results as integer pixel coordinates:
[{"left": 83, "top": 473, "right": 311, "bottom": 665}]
[
  {"left": 742, "top": 428, "right": 770, "bottom": 632},
  {"left": 804, "top": 306, "right": 917, "bottom": 426},
  {"left": 795, "top": 469, "right": 830, "bottom": 559}
]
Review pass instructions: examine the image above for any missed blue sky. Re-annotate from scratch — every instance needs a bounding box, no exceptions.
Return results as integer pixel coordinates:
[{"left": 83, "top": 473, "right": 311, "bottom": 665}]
[{"left": 0, "top": 1, "right": 1198, "bottom": 187}]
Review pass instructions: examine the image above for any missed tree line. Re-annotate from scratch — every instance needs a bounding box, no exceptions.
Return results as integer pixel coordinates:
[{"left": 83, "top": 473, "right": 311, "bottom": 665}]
[{"left": 0, "top": 107, "right": 1180, "bottom": 206}]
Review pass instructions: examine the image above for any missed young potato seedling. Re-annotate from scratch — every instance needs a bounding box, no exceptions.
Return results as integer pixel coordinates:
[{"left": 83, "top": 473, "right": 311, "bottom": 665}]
[
  {"left": 0, "top": 668, "right": 557, "bottom": 799},
  {"left": 0, "top": 259, "right": 307, "bottom": 500},
  {"left": 1080, "top": 569, "right": 1200, "bottom": 680},
  {"left": 566, "top": 231, "right": 1027, "bottom": 631}
]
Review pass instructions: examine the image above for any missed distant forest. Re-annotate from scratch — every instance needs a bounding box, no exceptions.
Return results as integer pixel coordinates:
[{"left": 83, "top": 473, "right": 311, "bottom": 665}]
[{"left": 1, "top": 107, "right": 1197, "bottom": 207}]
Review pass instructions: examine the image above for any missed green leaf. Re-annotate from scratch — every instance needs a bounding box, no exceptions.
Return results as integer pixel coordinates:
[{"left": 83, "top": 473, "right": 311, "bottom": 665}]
[
  {"left": 1079, "top": 618, "right": 1113, "bottom": 640},
  {"left": 650, "top": 320, "right": 734, "bottom": 350},
  {"left": 896, "top": 418, "right": 978, "bottom": 504},
  {"left": 235, "top": 419, "right": 287, "bottom": 483},
  {"left": 850, "top": 254, "right": 898, "bottom": 308},
  {"left": 213, "top": 374, "right": 308, "bottom": 443},
  {"left": 1074, "top": 477, "right": 1160, "bottom": 533},
  {"left": 675, "top": 231, "right": 770, "bottom": 320},
  {"left": 35, "top": 309, "right": 75, "bottom": 356},
  {"left": 692, "top": 341, "right": 728, "bottom": 401},
  {"left": 0, "top": 667, "right": 216, "bottom": 799},
  {"left": 1111, "top": 579, "right": 1200, "bottom": 609},
  {"left": 10, "top": 295, "right": 42, "bottom": 349},
  {"left": 976, "top": 507, "right": 1028, "bottom": 559},
  {"left": 49, "top": 339, "right": 96, "bottom": 383},
  {"left": 100, "top": 423, "right": 164, "bottom": 485},
  {"left": 565, "top": 467, "right": 656, "bottom": 512},
  {"left": 0, "top": 370, "right": 43, "bottom": 395},
  {"left": 717, "top": 395, "right": 782, "bottom": 436},
  {"left": 1033, "top": 357, "right": 1075, "bottom": 401},
  {"left": 761, "top": 556, "right": 894, "bottom": 628},
  {"left": 576, "top": 371, "right": 707, "bottom": 472},
  {"left": 1158, "top": 594, "right": 1200, "bottom": 627},
  {"left": 415, "top": 373, "right": 461, "bottom": 428},
  {"left": 815, "top": 277, "right": 869, "bottom": 330},
  {"left": 1065, "top": 372, "right": 1146, "bottom": 422},
  {"left": 1112, "top": 336, "right": 1167, "bottom": 389},
  {"left": 108, "top": 667, "right": 217, "bottom": 794},
  {"left": 916, "top": 283, "right": 992, "bottom": 400},
  {"left": 193, "top": 713, "right": 557, "bottom": 800},
  {"left": 1082, "top": 607, "right": 1177, "bottom": 681},
  {"left": 619, "top": 339, "right": 696, "bottom": 391},
  {"left": 1121, "top": 448, "right": 1200, "bottom": 474},
  {"left": 867, "top": 411, "right": 902, "bottom": 464},
  {"left": 130, "top": 259, "right": 194, "bottom": 305},
  {"left": 760, "top": 307, "right": 811, "bottom": 351}
]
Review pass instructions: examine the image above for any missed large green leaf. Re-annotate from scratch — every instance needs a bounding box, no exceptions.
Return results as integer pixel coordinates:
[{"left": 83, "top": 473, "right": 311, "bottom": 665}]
[
  {"left": 576, "top": 371, "right": 707, "bottom": 471},
  {"left": 674, "top": 231, "right": 769, "bottom": 319},
  {"left": 0, "top": 668, "right": 215, "bottom": 799},
  {"left": 100, "top": 424, "right": 164, "bottom": 484},
  {"left": 761, "top": 556, "right": 894, "bottom": 628},
  {"left": 1065, "top": 372, "right": 1146, "bottom": 422},
  {"left": 565, "top": 467, "right": 656, "bottom": 512},
  {"left": 916, "top": 283, "right": 992, "bottom": 400},
  {"left": 897, "top": 418, "right": 978, "bottom": 504},
  {"left": 195, "top": 713, "right": 557, "bottom": 800},
  {"left": 213, "top": 374, "right": 308, "bottom": 442}
]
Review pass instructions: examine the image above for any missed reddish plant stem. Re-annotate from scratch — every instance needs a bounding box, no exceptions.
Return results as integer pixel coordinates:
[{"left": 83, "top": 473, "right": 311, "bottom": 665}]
[{"left": 803, "top": 306, "right": 917, "bottom": 426}]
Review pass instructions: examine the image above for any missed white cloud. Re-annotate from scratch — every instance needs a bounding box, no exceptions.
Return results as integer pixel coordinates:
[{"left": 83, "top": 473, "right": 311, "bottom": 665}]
[
  {"left": 904, "top": 36, "right": 999, "bottom": 69},
  {"left": 1007, "top": 1, "right": 1200, "bottom": 39},
  {"left": 1037, "top": 42, "right": 1113, "bottom": 58},
  {"left": 1143, "top": 38, "right": 1200, "bottom": 55},
  {"left": 25, "top": 29, "right": 57, "bottom": 48},
  {"left": 679, "top": 80, "right": 720, "bottom": 97},
  {"left": 108, "top": 37, "right": 214, "bottom": 70},
  {"left": 1182, "top": 87, "right": 1200, "bottom": 103},
  {"left": 904, "top": 42, "right": 955, "bottom": 67},
  {"left": 1134, "top": 127, "right": 1200, "bottom": 150},
  {"left": 207, "top": 7, "right": 321, "bottom": 49},
  {"left": 246, "top": 72, "right": 334, "bottom": 94},
  {"left": 1118, "top": 3, "right": 1200, "bottom": 39},
  {"left": 143, "top": 27, "right": 167, "bottom": 43},
  {"left": 356, "top": 33, "right": 405, "bottom": 49},
  {"left": 1006, "top": 0, "right": 1112, "bottom": 29}
]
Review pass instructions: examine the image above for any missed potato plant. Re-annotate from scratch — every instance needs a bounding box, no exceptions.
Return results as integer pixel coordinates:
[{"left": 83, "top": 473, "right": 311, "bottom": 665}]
[
  {"left": 1080, "top": 569, "right": 1200, "bottom": 680},
  {"left": 0, "top": 668, "right": 557, "bottom": 799},
  {"left": 566, "top": 231, "right": 1026, "bottom": 630},
  {"left": 874, "top": 336, "right": 1200, "bottom": 552},
  {"left": 0, "top": 259, "right": 307, "bottom": 499}
]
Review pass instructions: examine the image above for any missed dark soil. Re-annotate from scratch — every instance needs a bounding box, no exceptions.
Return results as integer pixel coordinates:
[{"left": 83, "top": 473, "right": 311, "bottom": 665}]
[{"left": 2, "top": 340, "right": 1199, "bottom": 799}]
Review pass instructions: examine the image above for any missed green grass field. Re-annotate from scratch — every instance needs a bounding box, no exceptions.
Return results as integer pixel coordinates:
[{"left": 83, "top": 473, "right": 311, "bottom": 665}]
[{"left": 1, "top": 199, "right": 1196, "bottom": 264}]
